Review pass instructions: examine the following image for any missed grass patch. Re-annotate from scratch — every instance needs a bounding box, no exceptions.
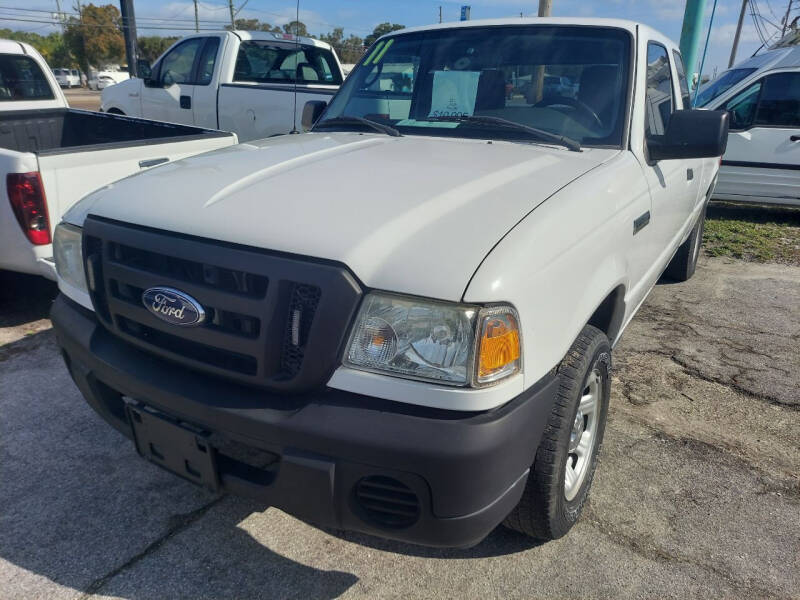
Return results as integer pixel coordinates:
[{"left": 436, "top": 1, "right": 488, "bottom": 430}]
[{"left": 703, "top": 203, "right": 800, "bottom": 266}]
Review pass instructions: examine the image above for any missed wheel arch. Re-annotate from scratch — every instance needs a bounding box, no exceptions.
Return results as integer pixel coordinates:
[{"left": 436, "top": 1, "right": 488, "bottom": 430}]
[{"left": 585, "top": 284, "right": 626, "bottom": 344}]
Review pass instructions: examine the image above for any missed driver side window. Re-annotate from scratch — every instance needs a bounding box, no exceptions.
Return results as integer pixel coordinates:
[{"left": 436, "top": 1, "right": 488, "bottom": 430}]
[
  {"left": 724, "top": 82, "right": 762, "bottom": 130},
  {"left": 159, "top": 38, "right": 204, "bottom": 86}
]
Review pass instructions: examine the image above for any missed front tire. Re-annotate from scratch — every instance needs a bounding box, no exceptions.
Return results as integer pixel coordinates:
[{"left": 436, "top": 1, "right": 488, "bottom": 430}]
[{"left": 504, "top": 325, "right": 610, "bottom": 540}]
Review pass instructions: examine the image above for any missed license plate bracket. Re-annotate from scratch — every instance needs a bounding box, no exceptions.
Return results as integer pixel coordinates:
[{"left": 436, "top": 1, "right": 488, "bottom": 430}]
[{"left": 127, "top": 404, "right": 219, "bottom": 492}]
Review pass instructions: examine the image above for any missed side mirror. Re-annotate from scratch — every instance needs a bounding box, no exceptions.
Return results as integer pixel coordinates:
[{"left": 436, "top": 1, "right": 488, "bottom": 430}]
[
  {"left": 302, "top": 100, "right": 328, "bottom": 131},
  {"left": 136, "top": 58, "right": 152, "bottom": 81},
  {"left": 649, "top": 110, "right": 729, "bottom": 161}
]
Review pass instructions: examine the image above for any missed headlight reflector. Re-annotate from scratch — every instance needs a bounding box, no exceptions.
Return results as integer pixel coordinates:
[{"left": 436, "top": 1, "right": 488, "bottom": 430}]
[
  {"left": 345, "top": 293, "right": 478, "bottom": 385},
  {"left": 344, "top": 293, "right": 522, "bottom": 387},
  {"left": 53, "top": 223, "right": 87, "bottom": 293}
]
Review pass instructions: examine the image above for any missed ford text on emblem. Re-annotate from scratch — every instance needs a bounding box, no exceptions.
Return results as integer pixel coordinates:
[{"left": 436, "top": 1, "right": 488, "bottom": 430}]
[{"left": 142, "top": 287, "right": 206, "bottom": 327}]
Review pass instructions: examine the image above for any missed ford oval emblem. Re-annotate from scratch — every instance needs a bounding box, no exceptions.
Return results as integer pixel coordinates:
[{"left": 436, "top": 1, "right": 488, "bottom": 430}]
[{"left": 142, "top": 287, "right": 206, "bottom": 327}]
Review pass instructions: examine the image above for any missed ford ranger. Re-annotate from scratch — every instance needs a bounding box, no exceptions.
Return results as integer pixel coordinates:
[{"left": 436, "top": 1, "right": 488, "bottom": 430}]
[{"left": 52, "top": 18, "right": 728, "bottom": 547}]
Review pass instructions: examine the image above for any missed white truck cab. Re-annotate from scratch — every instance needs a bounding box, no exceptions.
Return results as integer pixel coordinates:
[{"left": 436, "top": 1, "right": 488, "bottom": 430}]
[
  {"left": 698, "top": 46, "right": 800, "bottom": 206},
  {"left": 101, "top": 31, "right": 343, "bottom": 142},
  {"left": 53, "top": 19, "right": 727, "bottom": 548}
]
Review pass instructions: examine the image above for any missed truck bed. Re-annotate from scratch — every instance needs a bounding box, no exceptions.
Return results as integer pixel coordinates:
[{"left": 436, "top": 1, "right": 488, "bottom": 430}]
[{"left": 1, "top": 108, "right": 230, "bottom": 154}]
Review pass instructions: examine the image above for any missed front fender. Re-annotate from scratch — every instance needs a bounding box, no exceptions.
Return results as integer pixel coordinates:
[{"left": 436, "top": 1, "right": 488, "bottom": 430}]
[
  {"left": 464, "top": 152, "right": 648, "bottom": 388},
  {"left": 100, "top": 79, "right": 141, "bottom": 115}
]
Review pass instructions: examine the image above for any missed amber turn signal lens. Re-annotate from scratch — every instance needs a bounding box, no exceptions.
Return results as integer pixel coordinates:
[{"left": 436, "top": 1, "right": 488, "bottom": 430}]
[{"left": 477, "top": 312, "right": 521, "bottom": 383}]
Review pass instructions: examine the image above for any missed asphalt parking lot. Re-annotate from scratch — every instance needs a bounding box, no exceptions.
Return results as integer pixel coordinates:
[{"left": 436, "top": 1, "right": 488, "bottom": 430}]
[
  {"left": 64, "top": 88, "right": 102, "bottom": 112},
  {"left": 1, "top": 252, "right": 798, "bottom": 599}
]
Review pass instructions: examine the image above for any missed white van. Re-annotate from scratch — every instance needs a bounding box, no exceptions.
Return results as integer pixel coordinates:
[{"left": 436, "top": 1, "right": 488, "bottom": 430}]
[{"left": 698, "top": 46, "right": 800, "bottom": 207}]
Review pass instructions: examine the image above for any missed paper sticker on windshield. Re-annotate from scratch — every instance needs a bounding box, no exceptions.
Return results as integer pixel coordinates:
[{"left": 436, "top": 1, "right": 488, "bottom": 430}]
[{"left": 427, "top": 70, "right": 480, "bottom": 118}]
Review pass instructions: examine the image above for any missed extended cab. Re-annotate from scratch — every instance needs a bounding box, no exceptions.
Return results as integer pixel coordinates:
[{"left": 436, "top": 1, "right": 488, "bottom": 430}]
[
  {"left": 1, "top": 40, "right": 238, "bottom": 279},
  {"left": 101, "top": 31, "right": 344, "bottom": 142},
  {"left": 52, "top": 19, "right": 727, "bottom": 547}
]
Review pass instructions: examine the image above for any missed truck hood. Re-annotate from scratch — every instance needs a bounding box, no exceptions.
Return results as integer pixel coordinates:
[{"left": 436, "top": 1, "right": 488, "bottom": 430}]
[{"left": 72, "top": 133, "right": 616, "bottom": 301}]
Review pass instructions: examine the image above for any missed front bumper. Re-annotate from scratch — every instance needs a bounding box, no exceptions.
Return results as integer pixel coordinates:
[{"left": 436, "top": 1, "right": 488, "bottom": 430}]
[{"left": 52, "top": 294, "right": 559, "bottom": 547}]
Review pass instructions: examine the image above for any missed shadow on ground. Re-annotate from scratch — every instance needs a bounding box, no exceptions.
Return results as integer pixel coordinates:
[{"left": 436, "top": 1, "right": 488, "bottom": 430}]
[
  {"left": 0, "top": 270, "right": 57, "bottom": 328},
  {"left": 707, "top": 201, "right": 800, "bottom": 225},
  {"left": 0, "top": 333, "right": 358, "bottom": 600}
]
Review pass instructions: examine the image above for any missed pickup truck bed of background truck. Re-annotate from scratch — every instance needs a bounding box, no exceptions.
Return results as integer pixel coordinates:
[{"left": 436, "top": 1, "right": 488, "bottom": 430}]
[
  {"left": 1, "top": 108, "right": 236, "bottom": 279},
  {"left": 101, "top": 31, "right": 343, "bottom": 142},
  {"left": 52, "top": 18, "right": 727, "bottom": 548}
]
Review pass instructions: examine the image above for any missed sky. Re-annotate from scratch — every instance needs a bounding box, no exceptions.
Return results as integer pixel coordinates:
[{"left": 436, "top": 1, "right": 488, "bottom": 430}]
[{"left": 2, "top": 0, "right": 798, "bottom": 77}]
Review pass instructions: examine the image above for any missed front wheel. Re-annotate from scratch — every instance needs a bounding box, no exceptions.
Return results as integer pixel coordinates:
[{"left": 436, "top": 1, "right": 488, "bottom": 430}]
[{"left": 504, "top": 325, "right": 610, "bottom": 540}]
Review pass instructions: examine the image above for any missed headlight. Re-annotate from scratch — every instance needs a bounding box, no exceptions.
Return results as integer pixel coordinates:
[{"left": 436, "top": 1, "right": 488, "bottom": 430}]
[
  {"left": 344, "top": 292, "right": 521, "bottom": 387},
  {"left": 53, "top": 223, "right": 87, "bottom": 293}
]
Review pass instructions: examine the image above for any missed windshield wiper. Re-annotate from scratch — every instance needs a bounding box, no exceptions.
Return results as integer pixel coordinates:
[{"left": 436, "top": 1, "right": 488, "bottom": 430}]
[
  {"left": 313, "top": 116, "right": 401, "bottom": 137},
  {"left": 429, "top": 115, "right": 581, "bottom": 152}
]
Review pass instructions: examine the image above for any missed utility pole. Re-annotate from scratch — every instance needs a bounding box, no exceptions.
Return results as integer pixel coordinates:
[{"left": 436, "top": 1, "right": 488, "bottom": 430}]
[
  {"left": 679, "top": 0, "right": 708, "bottom": 87},
  {"left": 119, "top": 0, "right": 138, "bottom": 77},
  {"left": 228, "top": 0, "right": 235, "bottom": 29},
  {"left": 538, "top": 0, "right": 552, "bottom": 17},
  {"left": 781, "top": 0, "right": 794, "bottom": 36},
  {"left": 533, "top": 0, "right": 551, "bottom": 102},
  {"left": 194, "top": 0, "right": 199, "bottom": 32},
  {"left": 439, "top": 6, "right": 442, "bottom": 23},
  {"left": 729, "top": 0, "right": 748, "bottom": 68}
]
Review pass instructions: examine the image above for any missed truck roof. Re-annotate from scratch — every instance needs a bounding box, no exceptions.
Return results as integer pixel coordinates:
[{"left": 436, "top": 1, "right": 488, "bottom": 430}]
[
  {"left": 0, "top": 39, "right": 33, "bottom": 55},
  {"left": 230, "top": 30, "right": 335, "bottom": 50},
  {"left": 731, "top": 45, "right": 800, "bottom": 70},
  {"left": 380, "top": 17, "right": 667, "bottom": 43}
]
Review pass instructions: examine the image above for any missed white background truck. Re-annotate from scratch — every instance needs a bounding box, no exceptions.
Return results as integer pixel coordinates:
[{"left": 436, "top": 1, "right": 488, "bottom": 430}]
[
  {"left": 1, "top": 39, "right": 238, "bottom": 279},
  {"left": 101, "top": 31, "right": 344, "bottom": 142},
  {"left": 53, "top": 18, "right": 727, "bottom": 548}
]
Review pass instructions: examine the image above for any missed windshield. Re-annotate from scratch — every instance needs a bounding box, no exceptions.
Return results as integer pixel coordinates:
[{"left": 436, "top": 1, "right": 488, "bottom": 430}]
[
  {"left": 322, "top": 25, "right": 632, "bottom": 147},
  {"left": 695, "top": 67, "right": 757, "bottom": 107}
]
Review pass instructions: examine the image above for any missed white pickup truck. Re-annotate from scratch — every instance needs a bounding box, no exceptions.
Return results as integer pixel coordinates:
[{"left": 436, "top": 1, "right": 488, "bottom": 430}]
[
  {"left": 1, "top": 39, "right": 238, "bottom": 279},
  {"left": 101, "top": 31, "right": 344, "bottom": 142},
  {"left": 52, "top": 18, "right": 727, "bottom": 548}
]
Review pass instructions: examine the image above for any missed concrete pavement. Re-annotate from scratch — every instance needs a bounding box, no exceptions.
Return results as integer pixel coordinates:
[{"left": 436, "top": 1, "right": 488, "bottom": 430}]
[{"left": 0, "top": 256, "right": 798, "bottom": 599}]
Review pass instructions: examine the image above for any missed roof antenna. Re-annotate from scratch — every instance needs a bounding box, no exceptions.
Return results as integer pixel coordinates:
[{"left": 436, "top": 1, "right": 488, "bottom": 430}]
[{"left": 289, "top": 0, "right": 301, "bottom": 134}]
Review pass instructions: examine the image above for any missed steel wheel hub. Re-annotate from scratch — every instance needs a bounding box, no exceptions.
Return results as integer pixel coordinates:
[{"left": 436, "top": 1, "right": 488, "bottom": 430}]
[{"left": 564, "top": 367, "right": 602, "bottom": 501}]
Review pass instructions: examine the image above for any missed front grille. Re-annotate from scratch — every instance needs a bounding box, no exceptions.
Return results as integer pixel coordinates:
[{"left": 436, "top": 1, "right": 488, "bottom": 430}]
[
  {"left": 355, "top": 476, "right": 421, "bottom": 529},
  {"left": 83, "top": 216, "right": 361, "bottom": 392}
]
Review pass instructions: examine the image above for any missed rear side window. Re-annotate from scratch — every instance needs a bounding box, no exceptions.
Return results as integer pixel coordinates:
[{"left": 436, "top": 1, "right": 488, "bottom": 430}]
[
  {"left": 755, "top": 72, "right": 800, "bottom": 127},
  {"left": 0, "top": 54, "right": 55, "bottom": 101},
  {"left": 233, "top": 41, "right": 342, "bottom": 85},
  {"left": 644, "top": 43, "right": 674, "bottom": 138},
  {"left": 672, "top": 50, "right": 691, "bottom": 108}
]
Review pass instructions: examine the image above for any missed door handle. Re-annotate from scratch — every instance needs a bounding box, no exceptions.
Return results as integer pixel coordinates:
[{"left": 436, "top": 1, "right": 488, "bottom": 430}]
[
  {"left": 139, "top": 157, "right": 169, "bottom": 169},
  {"left": 687, "top": 168, "right": 694, "bottom": 181},
  {"left": 633, "top": 211, "right": 651, "bottom": 235},
  {"left": 791, "top": 135, "right": 800, "bottom": 142},
  {"left": 180, "top": 95, "right": 191, "bottom": 109}
]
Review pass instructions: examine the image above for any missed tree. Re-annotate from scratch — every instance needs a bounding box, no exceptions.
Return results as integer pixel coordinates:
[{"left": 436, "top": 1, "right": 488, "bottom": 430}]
[
  {"left": 319, "top": 28, "right": 365, "bottom": 63},
  {"left": 63, "top": 4, "right": 125, "bottom": 71},
  {"left": 0, "top": 29, "right": 72, "bottom": 66},
  {"left": 227, "top": 18, "right": 281, "bottom": 32},
  {"left": 283, "top": 20, "right": 308, "bottom": 36},
  {"left": 364, "top": 22, "right": 405, "bottom": 47},
  {"left": 137, "top": 36, "right": 179, "bottom": 63}
]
